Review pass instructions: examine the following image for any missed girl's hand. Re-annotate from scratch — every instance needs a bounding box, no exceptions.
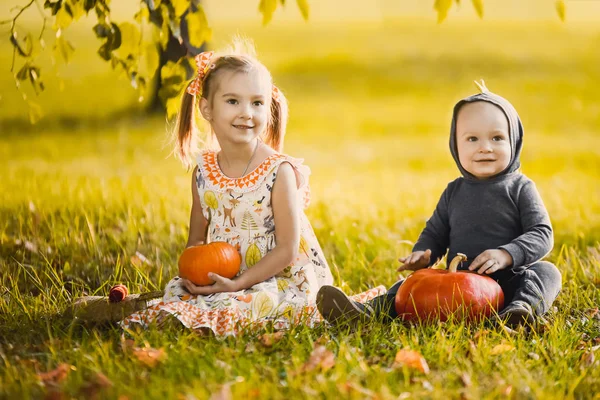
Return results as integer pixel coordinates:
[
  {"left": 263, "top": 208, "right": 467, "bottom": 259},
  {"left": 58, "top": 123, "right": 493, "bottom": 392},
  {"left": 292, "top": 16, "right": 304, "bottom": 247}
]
[
  {"left": 397, "top": 249, "right": 432, "bottom": 272},
  {"left": 180, "top": 274, "right": 240, "bottom": 295},
  {"left": 468, "top": 249, "right": 513, "bottom": 275}
]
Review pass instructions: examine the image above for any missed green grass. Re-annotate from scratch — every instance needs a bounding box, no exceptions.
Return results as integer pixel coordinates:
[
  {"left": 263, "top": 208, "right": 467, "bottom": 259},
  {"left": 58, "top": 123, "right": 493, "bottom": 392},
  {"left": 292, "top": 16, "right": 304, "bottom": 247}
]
[{"left": 1, "top": 18, "right": 600, "bottom": 399}]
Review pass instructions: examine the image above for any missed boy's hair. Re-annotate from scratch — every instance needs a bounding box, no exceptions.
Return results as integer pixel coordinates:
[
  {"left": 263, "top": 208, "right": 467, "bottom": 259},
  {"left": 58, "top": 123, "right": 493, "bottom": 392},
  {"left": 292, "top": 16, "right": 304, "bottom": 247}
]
[{"left": 173, "top": 38, "right": 288, "bottom": 169}]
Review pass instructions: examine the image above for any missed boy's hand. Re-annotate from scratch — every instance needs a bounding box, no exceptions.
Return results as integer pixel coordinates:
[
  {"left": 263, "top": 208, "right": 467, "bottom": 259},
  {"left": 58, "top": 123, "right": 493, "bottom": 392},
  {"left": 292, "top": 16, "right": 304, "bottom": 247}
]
[
  {"left": 398, "top": 249, "right": 432, "bottom": 272},
  {"left": 180, "top": 274, "right": 240, "bottom": 295},
  {"left": 469, "top": 249, "right": 513, "bottom": 275}
]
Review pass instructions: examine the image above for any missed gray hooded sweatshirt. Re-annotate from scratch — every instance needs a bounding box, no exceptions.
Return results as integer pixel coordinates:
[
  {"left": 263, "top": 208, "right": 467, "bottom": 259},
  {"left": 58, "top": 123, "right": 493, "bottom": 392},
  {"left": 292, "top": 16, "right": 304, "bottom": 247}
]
[{"left": 413, "top": 92, "right": 553, "bottom": 269}]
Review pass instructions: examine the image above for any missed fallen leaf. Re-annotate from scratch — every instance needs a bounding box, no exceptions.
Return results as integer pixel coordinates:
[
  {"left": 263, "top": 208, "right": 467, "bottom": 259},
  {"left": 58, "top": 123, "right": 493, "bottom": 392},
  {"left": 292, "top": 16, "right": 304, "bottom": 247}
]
[
  {"left": 209, "top": 383, "right": 232, "bottom": 400},
  {"left": 490, "top": 343, "right": 515, "bottom": 355},
  {"left": 258, "top": 331, "right": 285, "bottom": 347},
  {"left": 528, "top": 352, "right": 540, "bottom": 360},
  {"left": 502, "top": 385, "right": 513, "bottom": 396},
  {"left": 132, "top": 346, "right": 167, "bottom": 368},
  {"left": 24, "top": 240, "right": 38, "bottom": 253},
  {"left": 460, "top": 372, "right": 472, "bottom": 387},
  {"left": 301, "top": 344, "right": 335, "bottom": 373},
  {"left": 392, "top": 349, "right": 430, "bottom": 374},
  {"left": 244, "top": 342, "right": 257, "bottom": 354},
  {"left": 79, "top": 371, "right": 113, "bottom": 399},
  {"left": 581, "top": 350, "right": 596, "bottom": 367},
  {"left": 37, "top": 363, "right": 72, "bottom": 386},
  {"left": 473, "top": 329, "right": 490, "bottom": 341}
]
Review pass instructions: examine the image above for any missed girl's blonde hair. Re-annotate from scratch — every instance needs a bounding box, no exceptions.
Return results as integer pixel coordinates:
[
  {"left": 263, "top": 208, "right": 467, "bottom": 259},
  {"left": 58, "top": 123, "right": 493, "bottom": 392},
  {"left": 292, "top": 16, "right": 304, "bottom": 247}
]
[{"left": 173, "top": 38, "right": 288, "bottom": 169}]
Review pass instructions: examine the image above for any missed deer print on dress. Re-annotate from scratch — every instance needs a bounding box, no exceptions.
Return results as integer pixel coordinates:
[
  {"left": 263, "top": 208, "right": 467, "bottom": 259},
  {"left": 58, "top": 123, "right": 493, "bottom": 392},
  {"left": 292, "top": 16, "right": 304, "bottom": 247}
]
[{"left": 223, "top": 193, "right": 243, "bottom": 227}]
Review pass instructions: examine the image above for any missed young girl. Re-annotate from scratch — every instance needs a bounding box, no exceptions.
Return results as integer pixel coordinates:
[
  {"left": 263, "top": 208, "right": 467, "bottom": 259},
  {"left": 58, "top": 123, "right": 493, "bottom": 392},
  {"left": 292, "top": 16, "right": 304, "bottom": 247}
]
[{"left": 121, "top": 40, "right": 382, "bottom": 337}]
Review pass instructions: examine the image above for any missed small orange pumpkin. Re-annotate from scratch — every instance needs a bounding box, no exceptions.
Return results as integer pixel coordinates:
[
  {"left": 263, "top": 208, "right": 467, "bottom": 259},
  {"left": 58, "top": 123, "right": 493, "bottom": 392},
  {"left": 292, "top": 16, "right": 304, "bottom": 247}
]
[
  {"left": 395, "top": 253, "right": 504, "bottom": 323},
  {"left": 178, "top": 242, "right": 241, "bottom": 286}
]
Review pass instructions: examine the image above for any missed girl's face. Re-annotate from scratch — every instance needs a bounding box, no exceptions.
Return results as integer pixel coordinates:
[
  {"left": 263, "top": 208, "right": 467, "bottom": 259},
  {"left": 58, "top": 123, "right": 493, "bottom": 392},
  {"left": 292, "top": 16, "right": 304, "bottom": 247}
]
[
  {"left": 456, "top": 101, "right": 511, "bottom": 179},
  {"left": 200, "top": 69, "right": 271, "bottom": 147}
]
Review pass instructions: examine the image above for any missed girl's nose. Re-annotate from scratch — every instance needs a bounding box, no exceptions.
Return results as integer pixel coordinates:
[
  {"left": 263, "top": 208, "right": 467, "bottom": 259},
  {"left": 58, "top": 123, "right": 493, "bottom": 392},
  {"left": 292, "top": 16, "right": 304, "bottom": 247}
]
[{"left": 239, "top": 104, "right": 252, "bottom": 119}]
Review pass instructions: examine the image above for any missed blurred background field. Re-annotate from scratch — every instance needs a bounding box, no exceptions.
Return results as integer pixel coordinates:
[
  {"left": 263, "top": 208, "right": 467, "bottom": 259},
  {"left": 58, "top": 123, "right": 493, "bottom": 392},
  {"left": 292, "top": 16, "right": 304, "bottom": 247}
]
[{"left": 1, "top": 0, "right": 600, "bottom": 398}]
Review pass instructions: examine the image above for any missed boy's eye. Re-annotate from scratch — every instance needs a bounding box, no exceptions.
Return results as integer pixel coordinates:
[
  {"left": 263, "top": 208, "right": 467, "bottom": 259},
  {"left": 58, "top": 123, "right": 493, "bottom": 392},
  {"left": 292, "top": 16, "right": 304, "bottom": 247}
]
[
  {"left": 493, "top": 135, "right": 506, "bottom": 141},
  {"left": 467, "top": 136, "right": 478, "bottom": 142},
  {"left": 226, "top": 99, "right": 238, "bottom": 105}
]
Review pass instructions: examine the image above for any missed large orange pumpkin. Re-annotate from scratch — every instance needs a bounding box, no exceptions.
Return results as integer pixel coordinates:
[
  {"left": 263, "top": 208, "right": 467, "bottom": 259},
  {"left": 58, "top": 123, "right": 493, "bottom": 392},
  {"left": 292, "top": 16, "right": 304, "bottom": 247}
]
[
  {"left": 395, "top": 253, "right": 504, "bottom": 323},
  {"left": 178, "top": 242, "right": 241, "bottom": 286}
]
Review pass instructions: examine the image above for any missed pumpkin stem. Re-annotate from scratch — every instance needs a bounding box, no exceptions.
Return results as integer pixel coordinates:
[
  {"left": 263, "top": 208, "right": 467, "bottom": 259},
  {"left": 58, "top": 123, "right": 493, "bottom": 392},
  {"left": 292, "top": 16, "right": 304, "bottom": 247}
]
[{"left": 448, "top": 253, "right": 467, "bottom": 273}]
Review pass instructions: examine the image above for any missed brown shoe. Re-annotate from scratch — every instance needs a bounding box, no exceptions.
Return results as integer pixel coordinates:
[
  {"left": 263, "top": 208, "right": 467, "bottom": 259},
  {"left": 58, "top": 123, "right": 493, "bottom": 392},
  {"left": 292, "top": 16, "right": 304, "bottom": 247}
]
[{"left": 316, "top": 285, "right": 373, "bottom": 326}]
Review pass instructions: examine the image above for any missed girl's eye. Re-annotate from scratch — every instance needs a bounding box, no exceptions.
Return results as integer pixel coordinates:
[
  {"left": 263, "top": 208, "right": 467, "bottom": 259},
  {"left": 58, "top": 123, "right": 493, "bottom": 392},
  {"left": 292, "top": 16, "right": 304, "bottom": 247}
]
[
  {"left": 253, "top": 101, "right": 264, "bottom": 106},
  {"left": 226, "top": 99, "right": 238, "bottom": 105}
]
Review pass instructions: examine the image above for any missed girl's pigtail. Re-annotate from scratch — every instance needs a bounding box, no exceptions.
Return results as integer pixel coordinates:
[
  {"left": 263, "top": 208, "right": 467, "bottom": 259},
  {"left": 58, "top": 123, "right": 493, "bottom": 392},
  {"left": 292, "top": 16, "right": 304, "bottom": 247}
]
[
  {"left": 173, "top": 88, "right": 198, "bottom": 170},
  {"left": 265, "top": 89, "right": 288, "bottom": 152}
]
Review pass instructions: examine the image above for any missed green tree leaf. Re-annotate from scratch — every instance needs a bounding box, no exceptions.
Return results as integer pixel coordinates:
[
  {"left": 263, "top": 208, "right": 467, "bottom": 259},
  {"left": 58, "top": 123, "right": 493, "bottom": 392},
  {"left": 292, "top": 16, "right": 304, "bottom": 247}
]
[
  {"left": 433, "top": 0, "right": 453, "bottom": 24},
  {"left": 53, "top": 31, "right": 75, "bottom": 64},
  {"left": 144, "top": 43, "right": 160, "bottom": 77},
  {"left": 118, "top": 22, "right": 141, "bottom": 57},
  {"left": 171, "top": 0, "right": 190, "bottom": 17},
  {"left": 186, "top": 6, "right": 212, "bottom": 48},
  {"left": 54, "top": 5, "right": 74, "bottom": 30},
  {"left": 555, "top": 0, "right": 566, "bottom": 22},
  {"left": 471, "top": 0, "right": 484, "bottom": 19},
  {"left": 296, "top": 0, "right": 309, "bottom": 21},
  {"left": 27, "top": 99, "right": 44, "bottom": 124},
  {"left": 259, "top": 0, "right": 278, "bottom": 26}
]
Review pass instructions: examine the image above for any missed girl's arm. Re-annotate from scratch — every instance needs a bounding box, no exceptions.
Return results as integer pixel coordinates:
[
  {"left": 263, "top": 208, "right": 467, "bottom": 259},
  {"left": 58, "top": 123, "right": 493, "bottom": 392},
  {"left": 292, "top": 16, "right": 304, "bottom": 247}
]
[
  {"left": 181, "top": 162, "right": 300, "bottom": 295},
  {"left": 186, "top": 166, "right": 209, "bottom": 248}
]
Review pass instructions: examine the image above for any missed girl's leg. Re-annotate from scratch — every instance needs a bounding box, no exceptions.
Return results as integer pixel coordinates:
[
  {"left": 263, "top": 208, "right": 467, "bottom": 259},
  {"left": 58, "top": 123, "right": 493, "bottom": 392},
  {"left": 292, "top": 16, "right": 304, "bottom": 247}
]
[{"left": 316, "top": 279, "right": 405, "bottom": 325}]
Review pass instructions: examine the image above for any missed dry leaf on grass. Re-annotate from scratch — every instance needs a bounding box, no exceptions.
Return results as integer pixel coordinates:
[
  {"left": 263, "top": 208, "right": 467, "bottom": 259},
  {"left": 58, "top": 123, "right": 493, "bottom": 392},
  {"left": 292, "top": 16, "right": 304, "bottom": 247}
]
[
  {"left": 301, "top": 344, "right": 335, "bottom": 373},
  {"left": 392, "top": 349, "right": 430, "bottom": 375},
  {"left": 490, "top": 343, "right": 515, "bottom": 355},
  {"left": 37, "top": 363, "right": 73, "bottom": 386},
  {"left": 258, "top": 331, "right": 285, "bottom": 347},
  {"left": 132, "top": 346, "right": 167, "bottom": 368},
  {"left": 209, "top": 383, "right": 232, "bottom": 400},
  {"left": 79, "top": 371, "right": 113, "bottom": 399}
]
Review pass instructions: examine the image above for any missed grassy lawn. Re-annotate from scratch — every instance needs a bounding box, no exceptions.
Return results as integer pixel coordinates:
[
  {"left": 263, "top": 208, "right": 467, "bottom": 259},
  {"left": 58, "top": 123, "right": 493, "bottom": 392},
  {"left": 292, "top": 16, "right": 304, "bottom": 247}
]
[{"left": 1, "top": 17, "right": 600, "bottom": 399}]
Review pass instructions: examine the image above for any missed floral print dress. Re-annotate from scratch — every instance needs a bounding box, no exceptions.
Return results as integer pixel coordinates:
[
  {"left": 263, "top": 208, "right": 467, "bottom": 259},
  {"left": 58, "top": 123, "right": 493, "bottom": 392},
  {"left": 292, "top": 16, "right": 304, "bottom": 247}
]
[{"left": 121, "top": 150, "right": 385, "bottom": 337}]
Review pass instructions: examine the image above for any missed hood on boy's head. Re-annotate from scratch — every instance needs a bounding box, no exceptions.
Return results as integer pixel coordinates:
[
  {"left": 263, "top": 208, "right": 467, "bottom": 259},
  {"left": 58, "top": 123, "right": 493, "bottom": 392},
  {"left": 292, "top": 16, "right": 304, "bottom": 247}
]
[{"left": 449, "top": 88, "right": 524, "bottom": 180}]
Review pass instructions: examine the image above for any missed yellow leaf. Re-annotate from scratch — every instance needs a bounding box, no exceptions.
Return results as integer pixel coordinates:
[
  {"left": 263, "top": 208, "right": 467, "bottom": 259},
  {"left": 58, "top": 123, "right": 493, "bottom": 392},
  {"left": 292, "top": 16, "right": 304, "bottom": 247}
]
[
  {"left": 296, "top": 0, "right": 310, "bottom": 20},
  {"left": 204, "top": 191, "right": 218, "bottom": 210},
  {"left": 246, "top": 243, "right": 262, "bottom": 268},
  {"left": 490, "top": 343, "right": 515, "bottom": 355},
  {"left": 433, "top": 0, "right": 453, "bottom": 23},
  {"left": 252, "top": 291, "right": 274, "bottom": 318},
  {"left": 471, "top": 0, "right": 484, "bottom": 19},
  {"left": 186, "top": 7, "right": 212, "bottom": 48},
  {"left": 392, "top": 349, "right": 430, "bottom": 374},
  {"left": 555, "top": 0, "right": 566, "bottom": 22},
  {"left": 258, "top": 0, "right": 278, "bottom": 25}
]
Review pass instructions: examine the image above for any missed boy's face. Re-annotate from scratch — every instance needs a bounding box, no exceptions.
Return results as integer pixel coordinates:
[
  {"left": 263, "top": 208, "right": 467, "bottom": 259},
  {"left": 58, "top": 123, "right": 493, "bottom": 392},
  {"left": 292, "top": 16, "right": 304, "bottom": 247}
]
[{"left": 456, "top": 101, "right": 511, "bottom": 179}]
